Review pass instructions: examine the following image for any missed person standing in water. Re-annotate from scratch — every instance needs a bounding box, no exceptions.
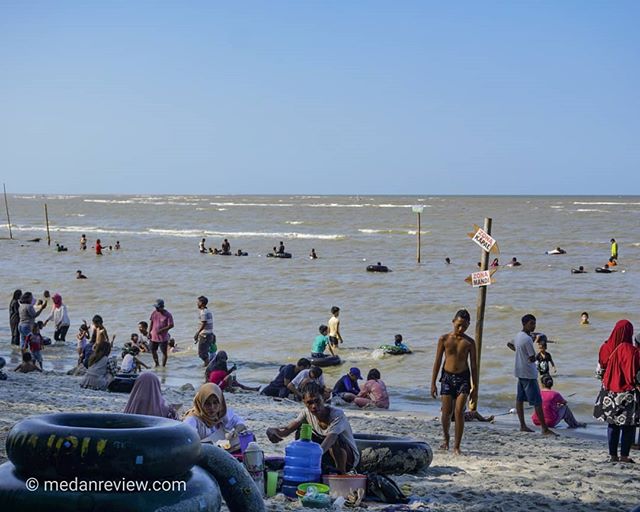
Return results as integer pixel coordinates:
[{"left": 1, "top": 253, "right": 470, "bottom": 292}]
[
  {"left": 95, "top": 239, "right": 103, "bottom": 255},
  {"left": 278, "top": 241, "right": 285, "bottom": 254},
  {"left": 610, "top": 238, "right": 618, "bottom": 261},
  {"left": 194, "top": 295, "right": 215, "bottom": 366},
  {"left": 328, "top": 306, "right": 343, "bottom": 348},
  {"left": 80, "top": 234, "right": 87, "bottom": 251},
  {"left": 430, "top": 309, "right": 478, "bottom": 455},
  {"left": 149, "top": 299, "right": 174, "bottom": 368}
]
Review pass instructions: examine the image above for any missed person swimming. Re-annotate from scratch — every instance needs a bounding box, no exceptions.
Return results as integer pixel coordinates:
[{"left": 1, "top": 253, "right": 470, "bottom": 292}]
[
  {"left": 507, "top": 257, "right": 521, "bottom": 267},
  {"left": 580, "top": 312, "right": 590, "bottom": 325},
  {"left": 546, "top": 247, "right": 566, "bottom": 255},
  {"left": 571, "top": 266, "right": 587, "bottom": 274}
]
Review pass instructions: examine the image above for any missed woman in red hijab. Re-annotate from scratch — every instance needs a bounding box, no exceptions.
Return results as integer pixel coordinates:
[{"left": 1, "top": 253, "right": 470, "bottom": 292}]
[{"left": 593, "top": 320, "right": 640, "bottom": 463}]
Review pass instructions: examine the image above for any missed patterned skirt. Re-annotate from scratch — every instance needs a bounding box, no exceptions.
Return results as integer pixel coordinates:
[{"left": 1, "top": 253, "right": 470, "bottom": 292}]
[{"left": 593, "top": 387, "right": 640, "bottom": 426}]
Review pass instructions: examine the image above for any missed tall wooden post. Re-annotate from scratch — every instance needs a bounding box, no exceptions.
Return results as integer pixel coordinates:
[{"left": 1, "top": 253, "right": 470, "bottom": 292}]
[
  {"left": 470, "top": 217, "right": 492, "bottom": 410},
  {"left": 417, "top": 211, "right": 421, "bottom": 263},
  {"left": 3, "top": 184, "right": 12, "bottom": 239},
  {"left": 412, "top": 205, "right": 424, "bottom": 263},
  {"left": 44, "top": 204, "right": 51, "bottom": 246}
]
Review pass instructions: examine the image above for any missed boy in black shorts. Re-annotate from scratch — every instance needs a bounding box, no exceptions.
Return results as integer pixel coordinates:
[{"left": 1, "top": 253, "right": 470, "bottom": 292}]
[{"left": 430, "top": 309, "right": 478, "bottom": 455}]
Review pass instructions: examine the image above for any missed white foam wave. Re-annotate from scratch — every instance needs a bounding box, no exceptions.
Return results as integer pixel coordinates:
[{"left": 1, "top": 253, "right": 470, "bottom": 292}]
[
  {"left": 358, "top": 228, "right": 429, "bottom": 235},
  {"left": 573, "top": 201, "right": 640, "bottom": 206},
  {"left": 149, "top": 229, "right": 345, "bottom": 240},
  {"left": 550, "top": 206, "right": 564, "bottom": 209},
  {"left": 217, "top": 208, "right": 227, "bottom": 211},
  {"left": 286, "top": 221, "right": 304, "bottom": 225},
  {"left": 575, "top": 209, "right": 609, "bottom": 213},
  {"left": 84, "top": 199, "right": 134, "bottom": 204}
]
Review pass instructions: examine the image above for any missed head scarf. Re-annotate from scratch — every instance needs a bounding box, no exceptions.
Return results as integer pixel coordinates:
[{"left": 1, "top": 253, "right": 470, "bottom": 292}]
[
  {"left": 599, "top": 320, "right": 640, "bottom": 393},
  {"left": 599, "top": 320, "right": 634, "bottom": 367},
  {"left": 183, "top": 383, "right": 227, "bottom": 428},
  {"left": 52, "top": 294, "right": 62, "bottom": 308},
  {"left": 124, "top": 373, "right": 176, "bottom": 419}
]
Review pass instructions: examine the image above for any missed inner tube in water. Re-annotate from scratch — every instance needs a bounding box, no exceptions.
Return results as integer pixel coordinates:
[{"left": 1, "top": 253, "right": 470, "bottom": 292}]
[
  {"left": 354, "top": 433, "right": 432, "bottom": 475},
  {"left": 267, "top": 252, "right": 292, "bottom": 259},
  {"left": 595, "top": 267, "right": 613, "bottom": 273},
  {"left": 309, "top": 354, "right": 342, "bottom": 367},
  {"left": 571, "top": 268, "right": 587, "bottom": 274},
  {"left": 379, "top": 344, "right": 411, "bottom": 355},
  {"left": 198, "top": 444, "right": 265, "bottom": 512},
  {"left": 6, "top": 413, "right": 201, "bottom": 481},
  {"left": 0, "top": 461, "right": 221, "bottom": 512},
  {"left": 366, "top": 264, "right": 389, "bottom": 272},
  {"left": 235, "top": 252, "right": 248, "bottom": 256},
  {"left": 107, "top": 373, "right": 138, "bottom": 393}
]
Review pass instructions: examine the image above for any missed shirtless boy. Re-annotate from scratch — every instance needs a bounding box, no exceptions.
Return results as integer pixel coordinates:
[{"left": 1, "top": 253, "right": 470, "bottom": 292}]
[
  {"left": 328, "top": 306, "right": 343, "bottom": 348},
  {"left": 430, "top": 309, "right": 478, "bottom": 455}
]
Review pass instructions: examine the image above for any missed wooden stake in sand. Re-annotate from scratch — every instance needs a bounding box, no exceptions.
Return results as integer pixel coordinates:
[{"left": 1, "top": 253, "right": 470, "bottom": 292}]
[
  {"left": 3, "top": 183, "right": 12, "bottom": 239},
  {"left": 465, "top": 217, "right": 499, "bottom": 411},
  {"left": 44, "top": 203, "right": 51, "bottom": 246},
  {"left": 412, "top": 205, "right": 424, "bottom": 263}
]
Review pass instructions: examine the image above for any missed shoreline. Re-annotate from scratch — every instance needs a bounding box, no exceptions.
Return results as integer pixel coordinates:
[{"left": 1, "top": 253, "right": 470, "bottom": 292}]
[{"left": 1, "top": 370, "right": 638, "bottom": 511}]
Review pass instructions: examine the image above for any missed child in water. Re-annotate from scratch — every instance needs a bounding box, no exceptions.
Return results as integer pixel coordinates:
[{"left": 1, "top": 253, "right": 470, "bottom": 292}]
[
  {"left": 311, "top": 325, "right": 335, "bottom": 358},
  {"left": 394, "top": 334, "right": 412, "bottom": 353},
  {"left": 535, "top": 336, "right": 556, "bottom": 376},
  {"left": 76, "top": 322, "right": 90, "bottom": 365},
  {"left": 14, "top": 352, "right": 42, "bottom": 373},
  {"left": 580, "top": 312, "right": 590, "bottom": 325},
  {"left": 25, "top": 322, "right": 45, "bottom": 369}
]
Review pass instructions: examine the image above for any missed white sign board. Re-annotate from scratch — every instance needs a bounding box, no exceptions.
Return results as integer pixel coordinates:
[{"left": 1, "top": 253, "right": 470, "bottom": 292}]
[
  {"left": 472, "top": 228, "right": 496, "bottom": 253},
  {"left": 471, "top": 270, "right": 492, "bottom": 288},
  {"left": 412, "top": 205, "right": 424, "bottom": 214}
]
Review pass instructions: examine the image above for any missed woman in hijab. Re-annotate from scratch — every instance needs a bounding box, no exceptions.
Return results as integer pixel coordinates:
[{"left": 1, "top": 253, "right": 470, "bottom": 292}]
[
  {"left": 18, "top": 291, "right": 47, "bottom": 349},
  {"left": 43, "top": 293, "right": 71, "bottom": 342},
  {"left": 80, "top": 340, "right": 118, "bottom": 390},
  {"left": 124, "top": 373, "right": 178, "bottom": 419},
  {"left": 594, "top": 320, "right": 640, "bottom": 463},
  {"left": 205, "top": 351, "right": 259, "bottom": 391},
  {"left": 182, "top": 383, "right": 247, "bottom": 448},
  {"left": 9, "top": 290, "right": 22, "bottom": 346}
]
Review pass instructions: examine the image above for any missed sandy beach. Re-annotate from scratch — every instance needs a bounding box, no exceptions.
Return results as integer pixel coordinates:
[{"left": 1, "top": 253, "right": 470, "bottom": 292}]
[{"left": 1, "top": 370, "right": 638, "bottom": 512}]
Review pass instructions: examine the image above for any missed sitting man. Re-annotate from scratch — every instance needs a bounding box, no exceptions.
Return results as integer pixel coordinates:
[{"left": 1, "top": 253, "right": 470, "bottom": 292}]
[
  {"left": 331, "top": 367, "right": 362, "bottom": 403},
  {"left": 266, "top": 382, "right": 360, "bottom": 473},
  {"left": 261, "top": 358, "right": 311, "bottom": 398},
  {"left": 287, "top": 366, "right": 327, "bottom": 401}
]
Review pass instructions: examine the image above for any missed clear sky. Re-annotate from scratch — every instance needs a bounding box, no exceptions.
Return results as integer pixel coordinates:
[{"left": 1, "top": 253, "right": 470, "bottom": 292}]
[{"left": 1, "top": 1, "right": 638, "bottom": 195}]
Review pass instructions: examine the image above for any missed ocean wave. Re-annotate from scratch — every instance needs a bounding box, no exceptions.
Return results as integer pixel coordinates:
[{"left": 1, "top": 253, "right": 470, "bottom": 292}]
[
  {"left": 84, "top": 199, "right": 135, "bottom": 204},
  {"left": 573, "top": 201, "right": 640, "bottom": 206},
  {"left": 574, "top": 209, "right": 609, "bottom": 213},
  {"left": 286, "top": 221, "right": 304, "bottom": 225},
  {"left": 550, "top": 205, "right": 564, "bottom": 209},
  {"left": 358, "top": 228, "right": 430, "bottom": 235},
  {"left": 149, "top": 229, "right": 346, "bottom": 240}
]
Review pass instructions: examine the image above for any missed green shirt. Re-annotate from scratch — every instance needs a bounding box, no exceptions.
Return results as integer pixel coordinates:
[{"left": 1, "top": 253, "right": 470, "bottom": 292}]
[{"left": 312, "top": 334, "right": 330, "bottom": 354}]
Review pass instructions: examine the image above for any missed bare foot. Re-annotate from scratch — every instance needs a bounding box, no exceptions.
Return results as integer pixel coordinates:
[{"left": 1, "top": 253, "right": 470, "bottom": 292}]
[
  {"left": 439, "top": 441, "right": 449, "bottom": 451},
  {"left": 520, "top": 426, "right": 534, "bottom": 433},
  {"left": 453, "top": 448, "right": 463, "bottom": 456},
  {"left": 542, "top": 429, "right": 559, "bottom": 437}
]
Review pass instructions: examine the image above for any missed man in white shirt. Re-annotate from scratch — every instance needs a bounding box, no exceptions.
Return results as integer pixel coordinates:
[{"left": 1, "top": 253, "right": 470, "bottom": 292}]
[
  {"left": 288, "top": 366, "right": 325, "bottom": 400},
  {"left": 507, "top": 314, "right": 556, "bottom": 436}
]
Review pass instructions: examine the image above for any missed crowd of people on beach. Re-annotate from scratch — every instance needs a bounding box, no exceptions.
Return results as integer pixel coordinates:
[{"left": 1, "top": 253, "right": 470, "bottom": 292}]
[{"left": 4, "top": 235, "right": 639, "bottom": 471}]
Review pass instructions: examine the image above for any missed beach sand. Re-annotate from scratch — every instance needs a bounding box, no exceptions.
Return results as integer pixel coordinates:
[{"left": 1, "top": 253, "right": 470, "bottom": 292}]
[{"left": 1, "top": 371, "right": 638, "bottom": 512}]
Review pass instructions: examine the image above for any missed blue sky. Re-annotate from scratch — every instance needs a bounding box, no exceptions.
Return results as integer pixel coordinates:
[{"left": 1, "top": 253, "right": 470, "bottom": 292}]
[{"left": 1, "top": 1, "right": 638, "bottom": 195}]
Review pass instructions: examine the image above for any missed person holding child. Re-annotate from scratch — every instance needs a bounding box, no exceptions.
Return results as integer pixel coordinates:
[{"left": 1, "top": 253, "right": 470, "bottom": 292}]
[{"left": 535, "top": 335, "right": 556, "bottom": 376}]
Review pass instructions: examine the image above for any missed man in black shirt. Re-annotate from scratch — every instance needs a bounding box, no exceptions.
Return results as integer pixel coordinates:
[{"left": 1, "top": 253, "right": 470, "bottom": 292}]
[{"left": 261, "top": 358, "right": 311, "bottom": 398}]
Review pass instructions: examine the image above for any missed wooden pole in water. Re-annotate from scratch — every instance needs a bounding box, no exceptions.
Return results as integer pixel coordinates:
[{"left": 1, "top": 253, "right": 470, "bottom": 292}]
[
  {"left": 44, "top": 203, "right": 51, "bottom": 246},
  {"left": 417, "top": 211, "right": 421, "bottom": 263},
  {"left": 3, "top": 183, "right": 12, "bottom": 239},
  {"left": 471, "top": 217, "right": 492, "bottom": 411}
]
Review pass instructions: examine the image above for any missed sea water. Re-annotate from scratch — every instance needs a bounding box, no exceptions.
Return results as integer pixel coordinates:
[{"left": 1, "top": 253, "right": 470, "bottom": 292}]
[{"left": 1, "top": 194, "right": 639, "bottom": 420}]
